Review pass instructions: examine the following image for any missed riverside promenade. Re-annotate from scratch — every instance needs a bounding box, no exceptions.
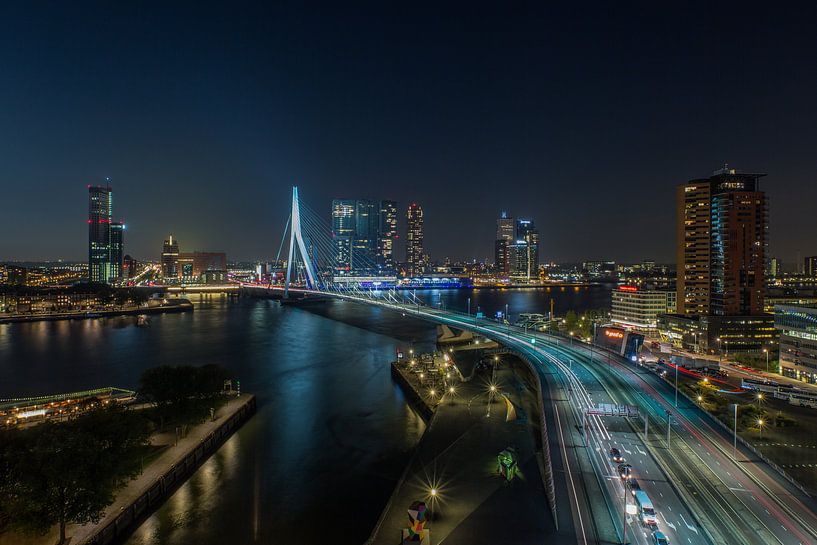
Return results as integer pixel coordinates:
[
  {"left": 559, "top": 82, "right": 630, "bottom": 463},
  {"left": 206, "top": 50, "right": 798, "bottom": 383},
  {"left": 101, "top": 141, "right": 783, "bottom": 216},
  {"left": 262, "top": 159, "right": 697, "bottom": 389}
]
[
  {"left": 0, "top": 394, "right": 256, "bottom": 545},
  {"left": 0, "top": 298, "right": 193, "bottom": 324},
  {"left": 369, "top": 343, "right": 558, "bottom": 545}
]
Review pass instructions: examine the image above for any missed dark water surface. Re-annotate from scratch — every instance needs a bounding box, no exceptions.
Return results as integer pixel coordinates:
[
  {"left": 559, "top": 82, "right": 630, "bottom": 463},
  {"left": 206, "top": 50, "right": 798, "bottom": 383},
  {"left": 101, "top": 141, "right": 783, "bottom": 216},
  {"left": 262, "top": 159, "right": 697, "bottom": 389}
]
[{"left": 0, "top": 286, "right": 609, "bottom": 544}]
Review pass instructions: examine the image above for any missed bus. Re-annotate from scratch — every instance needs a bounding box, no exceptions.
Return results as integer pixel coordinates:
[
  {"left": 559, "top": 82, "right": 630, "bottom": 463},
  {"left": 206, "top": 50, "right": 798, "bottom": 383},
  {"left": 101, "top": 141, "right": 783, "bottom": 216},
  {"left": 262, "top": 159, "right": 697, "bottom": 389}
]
[
  {"left": 634, "top": 490, "right": 657, "bottom": 527},
  {"left": 789, "top": 391, "right": 817, "bottom": 409}
]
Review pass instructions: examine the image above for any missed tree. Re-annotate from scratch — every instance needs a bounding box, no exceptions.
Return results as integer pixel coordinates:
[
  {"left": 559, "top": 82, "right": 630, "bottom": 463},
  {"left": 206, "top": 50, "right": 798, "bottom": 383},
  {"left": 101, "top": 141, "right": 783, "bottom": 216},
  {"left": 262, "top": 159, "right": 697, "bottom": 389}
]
[
  {"left": 140, "top": 364, "right": 231, "bottom": 428},
  {"left": 563, "top": 310, "right": 579, "bottom": 334},
  {"left": 0, "top": 407, "right": 151, "bottom": 544}
]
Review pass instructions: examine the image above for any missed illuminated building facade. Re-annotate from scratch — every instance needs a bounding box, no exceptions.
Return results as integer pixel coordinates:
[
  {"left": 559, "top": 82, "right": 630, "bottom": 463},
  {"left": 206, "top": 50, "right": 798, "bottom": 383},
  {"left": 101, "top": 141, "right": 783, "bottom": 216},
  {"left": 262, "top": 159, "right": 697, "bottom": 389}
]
[
  {"left": 494, "top": 212, "right": 514, "bottom": 276},
  {"left": 676, "top": 166, "right": 767, "bottom": 316},
  {"left": 109, "top": 222, "right": 124, "bottom": 281},
  {"left": 161, "top": 235, "right": 180, "bottom": 279},
  {"left": 331, "top": 199, "right": 355, "bottom": 276},
  {"left": 352, "top": 199, "right": 378, "bottom": 276},
  {"left": 378, "top": 200, "right": 398, "bottom": 274},
  {"left": 611, "top": 285, "right": 676, "bottom": 334},
  {"left": 88, "top": 185, "right": 114, "bottom": 283},
  {"left": 776, "top": 304, "right": 817, "bottom": 382},
  {"left": 332, "top": 198, "right": 393, "bottom": 277},
  {"left": 805, "top": 256, "right": 817, "bottom": 277},
  {"left": 406, "top": 203, "right": 424, "bottom": 277},
  {"left": 509, "top": 219, "right": 539, "bottom": 280}
]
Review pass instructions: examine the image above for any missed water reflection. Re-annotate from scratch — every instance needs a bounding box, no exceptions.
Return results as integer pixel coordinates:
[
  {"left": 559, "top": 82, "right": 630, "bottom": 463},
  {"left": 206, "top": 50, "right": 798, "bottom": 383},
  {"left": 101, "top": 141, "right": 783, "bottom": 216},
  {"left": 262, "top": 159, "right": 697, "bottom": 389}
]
[{"left": 0, "top": 288, "right": 608, "bottom": 544}]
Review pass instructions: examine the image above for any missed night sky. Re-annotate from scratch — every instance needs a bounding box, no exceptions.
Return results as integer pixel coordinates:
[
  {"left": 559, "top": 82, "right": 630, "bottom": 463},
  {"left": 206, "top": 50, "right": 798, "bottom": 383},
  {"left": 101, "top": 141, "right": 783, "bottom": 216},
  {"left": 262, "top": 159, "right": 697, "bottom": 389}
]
[{"left": 2, "top": 2, "right": 816, "bottom": 264}]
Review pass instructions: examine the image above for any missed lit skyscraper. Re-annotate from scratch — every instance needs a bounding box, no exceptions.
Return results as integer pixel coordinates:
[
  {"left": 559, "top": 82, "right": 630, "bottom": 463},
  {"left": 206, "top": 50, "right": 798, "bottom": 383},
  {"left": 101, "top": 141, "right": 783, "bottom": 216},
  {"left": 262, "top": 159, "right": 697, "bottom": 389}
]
[
  {"left": 161, "top": 235, "right": 180, "bottom": 279},
  {"left": 406, "top": 203, "right": 424, "bottom": 277},
  {"left": 109, "top": 222, "right": 124, "bottom": 280},
  {"left": 494, "top": 211, "right": 514, "bottom": 276},
  {"left": 511, "top": 218, "right": 539, "bottom": 280},
  {"left": 331, "top": 199, "right": 356, "bottom": 276},
  {"left": 677, "top": 166, "right": 767, "bottom": 316},
  {"left": 88, "top": 184, "right": 113, "bottom": 283},
  {"left": 352, "top": 199, "right": 378, "bottom": 275},
  {"left": 378, "top": 200, "right": 398, "bottom": 274}
]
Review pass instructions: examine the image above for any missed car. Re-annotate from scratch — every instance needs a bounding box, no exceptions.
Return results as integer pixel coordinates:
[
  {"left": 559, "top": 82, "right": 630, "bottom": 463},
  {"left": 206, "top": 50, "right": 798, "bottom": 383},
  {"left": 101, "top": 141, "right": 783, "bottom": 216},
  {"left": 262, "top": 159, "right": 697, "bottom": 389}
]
[
  {"left": 652, "top": 530, "right": 669, "bottom": 545},
  {"left": 628, "top": 477, "right": 641, "bottom": 494},
  {"left": 610, "top": 447, "right": 624, "bottom": 462},
  {"left": 617, "top": 463, "right": 632, "bottom": 480}
]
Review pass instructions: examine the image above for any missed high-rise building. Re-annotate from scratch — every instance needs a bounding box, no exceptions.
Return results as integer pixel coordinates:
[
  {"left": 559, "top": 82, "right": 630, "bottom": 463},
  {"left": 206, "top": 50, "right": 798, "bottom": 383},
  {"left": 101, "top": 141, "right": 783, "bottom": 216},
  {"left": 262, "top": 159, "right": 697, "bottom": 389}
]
[
  {"left": 352, "top": 199, "right": 379, "bottom": 275},
  {"left": 161, "top": 235, "right": 180, "bottom": 279},
  {"left": 770, "top": 256, "right": 781, "bottom": 280},
  {"left": 331, "top": 199, "right": 355, "bottom": 276},
  {"left": 775, "top": 304, "right": 817, "bottom": 382},
  {"left": 332, "top": 199, "right": 386, "bottom": 277},
  {"left": 406, "top": 203, "right": 424, "bottom": 277},
  {"left": 513, "top": 219, "right": 539, "bottom": 279},
  {"left": 123, "top": 255, "right": 137, "bottom": 279},
  {"left": 494, "top": 212, "right": 514, "bottom": 276},
  {"left": 88, "top": 184, "right": 113, "bottom": 283},
  {"left": 378, "top": 200, "right": 398, "bottom": 273},
  {"left": 676, "top": 166, "right": 767, "bottom": 316},
  {"left": 109, "top": 222, "right": 124, "bottom": 281},
  {"left": 805, "top": 256, "right": 817, "bottom": 277}
]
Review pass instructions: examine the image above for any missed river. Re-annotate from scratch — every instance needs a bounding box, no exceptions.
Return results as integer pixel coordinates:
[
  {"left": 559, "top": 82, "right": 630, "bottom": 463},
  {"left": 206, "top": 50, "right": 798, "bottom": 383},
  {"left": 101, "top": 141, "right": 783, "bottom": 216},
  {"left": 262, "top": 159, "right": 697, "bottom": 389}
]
[{"left": 0, "top": 285, "right": 610, "bottom": 544}]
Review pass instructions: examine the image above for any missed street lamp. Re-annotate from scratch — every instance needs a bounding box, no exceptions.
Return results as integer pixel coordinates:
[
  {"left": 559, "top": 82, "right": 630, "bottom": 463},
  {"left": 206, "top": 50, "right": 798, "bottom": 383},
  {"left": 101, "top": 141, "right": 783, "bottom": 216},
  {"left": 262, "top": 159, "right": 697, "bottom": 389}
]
[
  {"left": 674, "top": 363, "right": 678, "bottom": 407},
  {"left": 763, "top": 348, "right": 769, "bottom": 373},
  {"left": 733, "top": 403, "right": 738, "bottom": 460},
  {"left": 758, "top": 419, "right": 764, "bottom": 439}
]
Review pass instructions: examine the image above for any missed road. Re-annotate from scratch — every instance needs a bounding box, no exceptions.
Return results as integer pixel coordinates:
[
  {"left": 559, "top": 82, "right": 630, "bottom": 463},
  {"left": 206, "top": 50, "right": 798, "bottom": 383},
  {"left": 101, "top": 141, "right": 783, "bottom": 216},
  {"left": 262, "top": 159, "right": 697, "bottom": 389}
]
[
  {"left": 283, "top": 286, "right": 817, "bottom": 545},
  {"left": 313, "top": 289, "right": 709, "bottom": 545}
]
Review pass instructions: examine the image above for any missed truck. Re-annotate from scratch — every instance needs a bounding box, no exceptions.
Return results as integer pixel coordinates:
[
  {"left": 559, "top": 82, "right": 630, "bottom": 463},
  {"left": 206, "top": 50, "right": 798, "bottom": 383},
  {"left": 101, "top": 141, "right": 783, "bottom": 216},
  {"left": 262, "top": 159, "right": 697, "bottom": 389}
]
[
  {"left": 670, "top": 354, "right": 719, "bottom": 371},
  {"left": 634, "top": 490, "right": 657, "bottom": 527}
]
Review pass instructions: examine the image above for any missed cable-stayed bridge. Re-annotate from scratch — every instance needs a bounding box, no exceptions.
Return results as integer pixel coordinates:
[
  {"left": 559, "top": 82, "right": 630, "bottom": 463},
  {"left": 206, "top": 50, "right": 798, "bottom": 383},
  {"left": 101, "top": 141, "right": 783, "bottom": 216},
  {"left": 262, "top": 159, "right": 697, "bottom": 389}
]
[{"left": 244, "top": 187, "right": 817, "bottom": 545}]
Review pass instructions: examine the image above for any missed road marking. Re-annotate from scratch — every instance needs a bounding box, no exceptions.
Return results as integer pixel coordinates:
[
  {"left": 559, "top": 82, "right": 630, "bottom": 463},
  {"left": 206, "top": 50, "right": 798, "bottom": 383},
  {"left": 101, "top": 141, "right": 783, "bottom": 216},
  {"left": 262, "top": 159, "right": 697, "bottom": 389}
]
[
  {"left": 728, "top": 487, "right": 749, "bottom": 492},
  {"left": 679, "top": 513, "right": 698, "bottom": 533}
]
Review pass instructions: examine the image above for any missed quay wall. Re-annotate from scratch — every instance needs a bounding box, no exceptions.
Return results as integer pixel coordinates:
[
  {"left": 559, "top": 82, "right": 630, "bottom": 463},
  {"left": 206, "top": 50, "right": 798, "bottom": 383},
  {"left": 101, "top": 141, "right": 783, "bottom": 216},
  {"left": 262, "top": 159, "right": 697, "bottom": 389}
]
[{"left": 81, "top": 395, "right": 257, "bottom": 545}]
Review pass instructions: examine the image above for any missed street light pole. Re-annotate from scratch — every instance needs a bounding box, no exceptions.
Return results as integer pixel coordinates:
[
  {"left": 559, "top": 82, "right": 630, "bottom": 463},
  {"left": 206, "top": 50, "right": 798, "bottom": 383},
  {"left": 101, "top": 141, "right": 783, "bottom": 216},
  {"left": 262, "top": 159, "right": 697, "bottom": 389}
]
[
  {"left": 622, "top": 483, "right": 628, "bottom": 545},
  {"left": 733, "top": 403, "right": 738, "bottom": 460},
  {"left": 505, "top": 304, "right": 509, "bottom": 337},
  {"left": 467, "top": 297, "right": 471, "bottom": 318},
  {"left": 666, "top": 412, "right": 672, "bottom": 448},
  {"left": 674, "top": 363, "right": 678, "bottom": 407},
  {"left": 764, "top": 348, "right": 769, "bottom": 373}
]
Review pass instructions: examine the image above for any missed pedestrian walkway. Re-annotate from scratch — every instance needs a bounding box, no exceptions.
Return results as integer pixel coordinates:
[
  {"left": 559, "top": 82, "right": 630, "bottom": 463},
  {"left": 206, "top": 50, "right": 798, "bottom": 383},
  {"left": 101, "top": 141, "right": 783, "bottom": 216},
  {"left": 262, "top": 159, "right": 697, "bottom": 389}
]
[{"left": 368, "top": 356, "right": 561, "bottom": 545}]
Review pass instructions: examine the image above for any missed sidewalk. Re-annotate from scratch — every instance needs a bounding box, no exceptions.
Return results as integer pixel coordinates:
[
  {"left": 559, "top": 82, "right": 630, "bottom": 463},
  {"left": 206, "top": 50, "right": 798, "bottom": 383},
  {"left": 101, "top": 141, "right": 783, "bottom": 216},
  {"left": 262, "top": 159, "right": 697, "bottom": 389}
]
[{"left": 368, "top": 357, "right": 556, "bottom": 545}]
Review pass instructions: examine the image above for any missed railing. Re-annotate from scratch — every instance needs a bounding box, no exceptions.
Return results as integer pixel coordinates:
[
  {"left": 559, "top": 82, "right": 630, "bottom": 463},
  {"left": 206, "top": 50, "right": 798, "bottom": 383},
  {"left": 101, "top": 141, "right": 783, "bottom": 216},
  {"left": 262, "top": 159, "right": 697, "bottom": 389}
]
[{"left": 81, "top": 396, "right": 257, "bottom": 545}]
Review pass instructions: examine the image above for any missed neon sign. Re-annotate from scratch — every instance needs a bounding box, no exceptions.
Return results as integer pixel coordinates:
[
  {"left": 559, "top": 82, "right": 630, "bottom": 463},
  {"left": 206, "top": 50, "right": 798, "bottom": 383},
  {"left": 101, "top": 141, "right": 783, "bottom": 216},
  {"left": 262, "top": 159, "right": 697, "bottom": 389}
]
[{"left": 604, "top": 329, "right": 624, "bottom": 339}]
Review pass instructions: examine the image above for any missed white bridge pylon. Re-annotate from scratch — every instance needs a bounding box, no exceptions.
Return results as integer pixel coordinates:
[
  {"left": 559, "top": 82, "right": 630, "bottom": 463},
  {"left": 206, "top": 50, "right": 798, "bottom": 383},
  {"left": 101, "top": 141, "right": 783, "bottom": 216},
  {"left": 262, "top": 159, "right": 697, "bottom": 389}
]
[{"left": 284, "top": 186, "right": 318, "bottom": 297}]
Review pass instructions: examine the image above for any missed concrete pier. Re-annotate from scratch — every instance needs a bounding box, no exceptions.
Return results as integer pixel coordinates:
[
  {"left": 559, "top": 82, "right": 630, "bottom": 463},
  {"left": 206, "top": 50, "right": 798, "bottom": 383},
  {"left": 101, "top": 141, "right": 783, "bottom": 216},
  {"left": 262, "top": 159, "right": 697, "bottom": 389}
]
[
  {"left": 369, "top": 346, "right": 558, "bottom": 545},
  {"left": 70, "top": 395, "right": 256, "bottom": 545}
]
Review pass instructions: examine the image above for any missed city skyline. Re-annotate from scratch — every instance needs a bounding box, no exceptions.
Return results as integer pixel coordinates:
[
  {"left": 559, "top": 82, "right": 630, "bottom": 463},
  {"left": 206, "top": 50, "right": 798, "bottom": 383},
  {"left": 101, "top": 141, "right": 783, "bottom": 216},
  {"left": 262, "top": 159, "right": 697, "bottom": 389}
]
[{"left": 2, "top": 4, "right": 817, "bottom": 264}]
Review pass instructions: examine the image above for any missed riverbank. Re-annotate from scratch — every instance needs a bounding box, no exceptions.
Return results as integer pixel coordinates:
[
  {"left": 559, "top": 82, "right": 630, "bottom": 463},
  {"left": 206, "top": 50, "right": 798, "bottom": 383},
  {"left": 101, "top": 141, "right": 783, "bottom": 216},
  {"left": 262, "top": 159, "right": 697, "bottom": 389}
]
[
  {"left": 0, "top": 394, "right": 256, "bottom": 545},
  {"left": 370, "top": 338, "right": 554, "bottom": 544},
  {"left": 0, "top": 299, "right": 193, "bottom": 324}
]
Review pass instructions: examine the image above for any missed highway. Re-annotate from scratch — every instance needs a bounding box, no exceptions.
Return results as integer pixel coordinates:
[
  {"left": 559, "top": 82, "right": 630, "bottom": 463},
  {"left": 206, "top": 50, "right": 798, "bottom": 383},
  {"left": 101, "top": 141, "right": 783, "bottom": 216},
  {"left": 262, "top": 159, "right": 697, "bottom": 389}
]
[
  {"left": 312, "top": 288, "right": 711, "bottom": 545},
  {"left": 276, "top": 285, "right": 817, "bottom": 544}
]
